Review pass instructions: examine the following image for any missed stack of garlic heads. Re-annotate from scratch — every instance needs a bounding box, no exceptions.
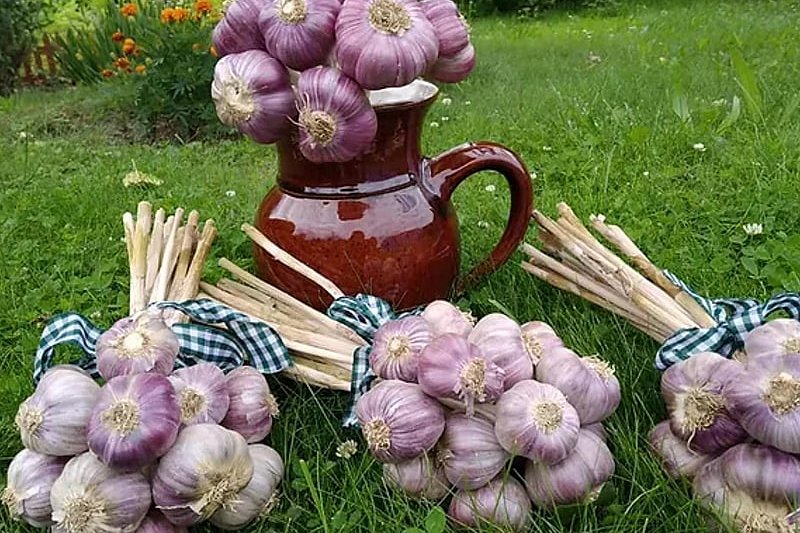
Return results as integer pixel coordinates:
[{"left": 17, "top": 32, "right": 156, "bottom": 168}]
[
  {"left": 357, "top": 300, "right": 621, "bottom": 531},
  {"left": 4, "top": 312, "right": 285, "bottom": 531}
]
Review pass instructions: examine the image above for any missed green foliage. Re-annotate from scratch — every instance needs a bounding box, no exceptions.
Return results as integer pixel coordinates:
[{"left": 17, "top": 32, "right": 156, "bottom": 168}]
[
  {"left": 457, "top": 0, "right": 616, "bottom": 17},
  {"left": 0, "top": 0, "right": 51, "bottom": 95}
]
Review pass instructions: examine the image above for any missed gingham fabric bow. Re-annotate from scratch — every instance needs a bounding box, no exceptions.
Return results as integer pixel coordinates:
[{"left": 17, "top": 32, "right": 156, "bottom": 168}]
[
  {"left": 326, "top": 294, "right": 419, "bottom": 427},
  {"left": 654, "top": 271, "right": 800, "bottom": 370},
  {"left": 33, "top": 299, "right": 291, "bottom": 383}
]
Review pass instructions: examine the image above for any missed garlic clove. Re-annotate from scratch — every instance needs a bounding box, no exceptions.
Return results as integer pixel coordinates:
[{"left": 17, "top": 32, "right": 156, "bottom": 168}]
[
  {"left": 210, "top": 444, "right": 284, "bottom": 529},
  {"left": 647, "top": 421, "right": 713, "bottom": 480},
  {"left": 439, "top": 412, "right": 509, "bottom": 490},
  {"left": 447, "top": 476, "right": 532, "bottom": 532},
  {"left": 494, "top": 379, "right": 580, "bottom": 464},
  {"left": 16, "top": 368, "right": 100, "bottom": 456},
  {"left": 221, "top": 366, "right": 279, "bottom": 443},
  {"left": 468, "top": 313, "right": 533, "bottom": 388},
  {"left": 383, "top": 452, "right": 450, "bottom": 500},
  {"left": 2, "top": 449, "right": 67, "bottom": 527},
  {"left": 50, "top": 452, "right": 151, "bottom": 533},
  {"left": 370, "top": 316, "right": 432, "bottom": 382},
  {"left": 421, "top": 300, "right": 474, "bottom": 338},
  {"left": 169, "top": 363, "right": 230, "bottom": 426},
  {"left": 96, "top": 310, "right": 180, "bottom": 380},
  {"left": 356, "top": 380, "right": 445, "bottom": 463}
]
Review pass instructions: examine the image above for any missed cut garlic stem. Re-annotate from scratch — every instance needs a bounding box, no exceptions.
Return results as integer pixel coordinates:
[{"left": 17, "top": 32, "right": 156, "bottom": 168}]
[{"left": 145, "top": 208, "right": 166, "bottom": 301}]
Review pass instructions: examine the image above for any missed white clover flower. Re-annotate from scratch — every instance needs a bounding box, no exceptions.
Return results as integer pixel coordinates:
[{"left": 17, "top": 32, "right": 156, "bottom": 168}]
[
  {"left": 464, "top": 100, "right": 472, "bottom": 106},
  {"left": 659, "top": 56, "right": 668, "bottom": 64},
  {"left": 692, "top": 142, "right": 706, "bottom": 152},
  {"left": 430, "top": 121, "right": 440, "bottom": 128},
  {"left": 477, "top": 221, "right": 490, "bottom": 228},
  {"left": 743, "top": 223, "right": 763, "bottom": 236},
  {"left": 542, "top": 146, "right": 553, "bottom": 152},
  {"left": 441, "top": 116, "right": 450, "bottom": 122},
  {"left": 485, "top": 184, "right": 497, "bottom": 193},
  {"left": 225, "top": 190, "right": 236, "bottom": 197},
  {"left": 335, "top": 440, "right": 358, "bottom": 459},
  {"left": 441, "top": 97, "right": 452, "bottom": 106},
  {"left": 712, "top": 98, "right": 726, "bottom": 107},
  {"left": 18, "top": 131, "right": 28, "bottom": 141},
  {"left": 643, "top": 171, "right": 650, "bottom": 177}
]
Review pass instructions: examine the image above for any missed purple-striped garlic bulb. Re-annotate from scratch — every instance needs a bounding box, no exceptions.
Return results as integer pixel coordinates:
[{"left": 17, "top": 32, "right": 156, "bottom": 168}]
[
  {"left": 520, "top": 321, "right": 564, "bottom": 367},
  {"left": 383, "top": 452, "right": 449, "bottom": 500},
  {"left": 468, "top": 313, "right": 533, "bottom": 388},
  {"left": 221, "top": 366, "right": 279, "bottom": 443},
  {"left": 2, "top": 449, "right": 67, "bottom": 527},
  {"left": 259, "top": 0, "right": 340, "bottom": 70},
  {"left": 439, "top": 412, "right": 509, "bottom": 490},
  {"left": 648, "top": 421, "right": 713, "bottom": 480},
  {"left": 448, "top": 476, "right": 532, "bottom": 532},
  {"left": 168, "top": 363, "right": 230, "bottom": 426},
  {"left": 370, "top": 316, "right": 433, "bottom": 382},
  {"left": 212, "top": 0, "right": 265, "bottom": 57},
  {"left": 420, "top": 0, "right": 469, "bottom": 57},
  {"left": 421, "top": 300, "right": 474, "bottom": 338},
  {"left": 96, "top": 310, "right": 179, "bottom": 380},
  {"left": 743, "top": 318, "right": 800, "bottom": 361},
  {"left": 428, "top": 42, "right": 475, "bottom": 84}
]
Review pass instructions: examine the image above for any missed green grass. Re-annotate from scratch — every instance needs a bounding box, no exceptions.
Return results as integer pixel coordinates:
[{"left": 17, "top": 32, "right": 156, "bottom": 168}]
[{"left": 3, "top": 0, "right": 800, "bottom": 531}]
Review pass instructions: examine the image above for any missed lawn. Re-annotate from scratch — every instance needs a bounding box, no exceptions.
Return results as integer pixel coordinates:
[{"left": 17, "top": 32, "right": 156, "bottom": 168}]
[{"left": 2, "top": 0, "right": 800, "bottom": 531}]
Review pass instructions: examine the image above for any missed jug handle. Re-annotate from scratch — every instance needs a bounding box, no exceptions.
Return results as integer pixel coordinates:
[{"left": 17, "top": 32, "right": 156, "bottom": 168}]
[{"left": 427, "top": 141, "right": 534, "bottom": 295}]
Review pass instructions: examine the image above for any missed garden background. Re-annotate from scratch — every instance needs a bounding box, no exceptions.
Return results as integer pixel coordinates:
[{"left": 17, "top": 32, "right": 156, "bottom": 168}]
[{"left": 2, "top": 0, "right": 800, "bottom": 531}]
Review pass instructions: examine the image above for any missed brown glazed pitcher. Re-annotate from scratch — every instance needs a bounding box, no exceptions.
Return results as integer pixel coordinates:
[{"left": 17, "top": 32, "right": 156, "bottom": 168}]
[{"left": 254, "top": 80, "right": 533, "bottom": 311}]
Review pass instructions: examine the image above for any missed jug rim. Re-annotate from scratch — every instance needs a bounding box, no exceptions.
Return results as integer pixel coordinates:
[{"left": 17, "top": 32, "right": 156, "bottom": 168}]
[{"left": 368, "top": 80, "right": 439, "bottom": 110}]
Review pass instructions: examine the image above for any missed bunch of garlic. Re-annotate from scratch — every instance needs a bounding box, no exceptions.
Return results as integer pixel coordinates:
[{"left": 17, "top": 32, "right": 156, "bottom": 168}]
[
  {"left": 649, "top": 319, "right": 800, "bottom": 532},
  {"left": 357, "top": 300, "right": 621, "bottom": 531},
  {"left": 4, "top": 312, "right": 284, "bottom": 532}
]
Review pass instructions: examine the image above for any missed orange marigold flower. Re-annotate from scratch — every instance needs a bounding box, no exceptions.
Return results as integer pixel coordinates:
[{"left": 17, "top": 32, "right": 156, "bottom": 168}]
[
  {"left": 135, "top": 64, "right": 146, "bottom": 74},
  {"left": 209, "top": 45, "right": 218, "bottom": 57},
  {"left": 111, "top": 31, "right": 124, "bottom": 42},
  {"left": 101, "top": 68, "right": 115, "bottom": 78},
  {"left": 120, "top": 3, "right": 138, "bottom": 16},
  {"left": 122, "top": 38, "right": 136, "bottom": 55},
  {"left": 160, "top": 7, "right": 174, "bottom": 23},
  {"left": 114, "top": 57, "right": 131, "bottom": 70},
  {"left": 194, "top": 0, "right": 213, "bottom": 14},
  {"left": 172, "top": 6, "right": 190, "bottom": 21}
]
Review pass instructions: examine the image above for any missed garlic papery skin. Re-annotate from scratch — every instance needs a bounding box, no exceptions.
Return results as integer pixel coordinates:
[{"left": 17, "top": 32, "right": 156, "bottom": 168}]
[
  {"left": 494, "top": 380, "right": 580, "bottom": 464},
  {"left": 428, "top": 42, "right": 475, "bottom": 84},
  {"left": 520, "top": 321, "right": 564, "bottom": 368},
  {"left": 210, "top": 444, "right": 284, "bottom": 530},
  {"left": 447, "top": 477, "right": 532, "bottom": 532},
  {"left": 356, "top": 380, "right": 445, "bottom": 463},
  {"left": 370, "top": 316, "right": 432, "bottom": 382},
  {"left": 383, "top": 453, "right": 450, "bottom": 500},
  {"left": 212, "top": 0, "right": 265, "bottom": 57},
  {"left": 744, "top": 318, "right": 800, "bottom": 361},
  {"left": 647, "top": 421, "right": 713, "bottom": 480},
  {"left": 523, "top": 429, "right": 614, "bottom": 508},
  {"left": 96, "top": 311, "right": 180, "bottom": 380},
  {"left": 212, "top": 50, "right": 296, "bottom": 145},
  {"left": 169, "top": 363, "right": 230, "bottom": 425},
  {"left": 88, "top": 373, "right": 181, "bottom": 471},
  {"left": 50, "top": 452, "right": 151, "bottom": 533},
  {"left": 16, "top": 368, "right": 100, "bottom": 456},
  {"left": 468, "top": 314, "right": 532, "bottom": 388},
  {"left": 295, "top": 66, "right": 378, "bottom": 163},
  {"left": 259, "top": 0, "right": 340, "bottom": 70},
  {"left": 718, "top": 443, "right": 800, "bottom": 505},
  {"left": 421, "top": 300, "right": 474, "bottom": 338},
  {"left": 534, "top": 347, "right": 621, "bottom": 425},
  {"left": 726, "top": 354, "right": 800, "bottom": 453},
  {"left": 221, "top": 366, "right": 279, "bottom": 443},
  {"left": 661, "top": 351, "right": 747, "bottom": 454},
  {"left": 335, "top": 0, "right": 439, "bottom": 90},
  {"left": 152, "top": 424, "right": 254, "bottom": 526},
  {"left": 439, "top": 412, "right": 509, "bottom": 490},
  {"left": 2, "top": 449, "right": 66, "bottom": 527},
  {"left": 418, "top": 334, "right": 505, "bottom": 416},
  {"left": 584, "top": 422, "right": 607, "bottom": 442},
  {"left": 136, "top": 510, "right": 188, "bottom": 532},
  {"left": 419, "top": 0, "right": 469, "bottom": 57}
]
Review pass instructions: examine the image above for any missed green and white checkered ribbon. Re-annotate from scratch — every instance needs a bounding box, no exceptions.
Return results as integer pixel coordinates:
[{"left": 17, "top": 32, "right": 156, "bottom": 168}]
[
  {"left": 33, "top": 299, "right": 291, "bottom": 383},
  {"left": 326, "top": 294, "right": 419, "bottom": 427},
  {"left": 655, "top": 271, "right": 800, "bottom": 370}
]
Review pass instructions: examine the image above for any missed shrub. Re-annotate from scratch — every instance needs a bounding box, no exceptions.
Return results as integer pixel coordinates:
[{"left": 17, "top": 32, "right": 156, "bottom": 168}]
[{"left": 0, "top": 0, "right": 51, "bottom": 95}]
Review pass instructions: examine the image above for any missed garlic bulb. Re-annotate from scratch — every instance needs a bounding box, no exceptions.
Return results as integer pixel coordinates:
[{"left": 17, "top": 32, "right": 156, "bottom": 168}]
[
  {"left": 259, "top": 0, "right": 340, "bottom": 70},
  {"left": 335, "top": 0, "right": 438, "bottom": 89},
  {"left": 584, "top": 422, "right": 607, "bottom": 442},
  {"left": 212, "top": 50, "right": 296, "bottom": 145},
  {"left": 370, "top": 316, "right": 432, "bottom": 382},
  {"left": 383, "top": 453, "right": 449, "bottom": 500},
  {"left": 447, "top": 477, "right": 532, "bottom": 532},
  {"left": 210, "top": 444, "right": 284, "bottom": 529},
  {"left": 295, "top": 66, "right": 378, "bottom": 163},
  {"left": 15, "top": 368, "right": 100, "bottom": 455},
  {"left": 494, "top": 379, "right": 580, "bottom": 464},
  {"left": 212, "top": 0, "right": 265, "bottom": 57},
  {"left": 727, "top": 354, "right": 800, "bottom": 453},
  {"left": 744, "top": 318, "right": 800, "bottom": 361},
  {"left": 136, "top": 510, "right": 188, "bottom": 532},
  {"left": 2, "top": 449, "right": 66, "bottom": 527},
  {"left": 419, "top": 0, "right": 469, "bottom": 57},
  {"left": 648, "top": 421, "right": 713, "bottom": 480},
  {"left": 421, "top": 300, "right": 474, "bottom": 338},
  {"left": 429, "top": 42, "right": 475, "bottom": 84},
  {"left": 152, "top": 424, "right": 254, "bottom": 526},
  {"left": 718, "top": 443, "right": 800, "bottom": 504},
  {"left": 169, "top": 363, "right": 230, "bottom": 425},
  {"left": 524, "top": 428, "right": 614, "bottom": 508},
  {"left": 96, "top": 311, "right": 180, "bottom": 380},
  {"left": 439, "top": 412, "right": 509, "bottom": 490},
  {"left": 356, "top": 380, "right": 445, "bottom": 463},
  {"left": 520, "top": 321, "right": 564, "bottom": 367},
  {"left": 50, "top": 452, "right": 151, "bottom": 533},
  {"left": 468, "top": 313, "right": 533, "bottom": 388},
  {"left": 221, "top": 366, "right": 279, "bottom": 442},
  {"left": 535, "top": 347, "right": 621, "bottom": 425},
  {"left": 88, "top": 373, "right": 181, "bottom": 471},
  {"left": 661, "top": 351, "right": 747, "bottom": 454},
  {"left": 418, "top": 334, "right": 505, "bottom": 415}
]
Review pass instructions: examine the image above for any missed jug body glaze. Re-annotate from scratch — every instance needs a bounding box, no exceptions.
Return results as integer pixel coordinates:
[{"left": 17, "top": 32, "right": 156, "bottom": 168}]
[{"left": 254, "top": 81, "right": 533, "bottom": 310}]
